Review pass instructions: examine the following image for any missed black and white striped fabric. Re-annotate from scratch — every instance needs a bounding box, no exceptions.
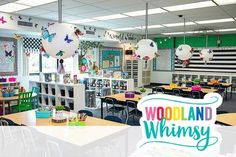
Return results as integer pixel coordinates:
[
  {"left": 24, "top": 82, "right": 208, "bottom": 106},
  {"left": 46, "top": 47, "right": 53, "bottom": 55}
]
[
  {"left": 175, "top": 48, "right": 236, "bottom": 73},
  {"left": 23, "top": 37, "right": 41, "bottom": 50}
]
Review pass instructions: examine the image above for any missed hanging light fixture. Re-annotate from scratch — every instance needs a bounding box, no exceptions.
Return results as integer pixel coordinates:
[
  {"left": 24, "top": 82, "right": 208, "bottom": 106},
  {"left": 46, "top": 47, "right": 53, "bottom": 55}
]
[
  {"left": 200, "top": 33, "right": 213, "bottom": 65},
  {"left": 135, "top": 2, "right": 159, "bottom": 61},
  {"left": 41, "top": 0, "right": 81, "bottom": 74},
  {"left": 175, "top": 17, "right": 193, "bottom": 67}
]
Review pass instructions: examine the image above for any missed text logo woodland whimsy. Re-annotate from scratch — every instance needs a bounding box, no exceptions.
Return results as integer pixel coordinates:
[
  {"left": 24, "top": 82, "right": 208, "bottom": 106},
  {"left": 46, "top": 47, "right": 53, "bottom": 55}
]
[{"left": 137, "top": 93, "right": 222, "bottom": 151}]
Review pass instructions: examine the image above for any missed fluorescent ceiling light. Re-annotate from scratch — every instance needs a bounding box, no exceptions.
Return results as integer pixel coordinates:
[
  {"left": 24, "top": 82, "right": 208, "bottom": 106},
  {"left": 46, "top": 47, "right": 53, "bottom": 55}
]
[
  {"left": 112, "top": 27, "right": 136, "bottom": 31},
  {"left": 163, "top": 1, "right": 216, "bottom": 11},
  {"left": 214, "top": 0, "right": 236, "bottom": 5},
  {"left": 124, "top": 8, "right": 166, "bottom": 16},
  {"left": 16, "top": 0, "right": 57, "bottom": 6},
  {"left": 163, "top": 22, "right": 195, "bottom": 27},
  {"left": 196, "top": 18, "right": 234, "bottom": 24},
  {"left": 162, "top": 32, "right": 184, "bottom": 35},
  {"left": 94, "top": 14, "right": 127, "bottom": 21},
  {"left": 0, "top": 3, "right": 30, "bottom": 12},
  {"left": 186, "top": 31, "right": 203, "bottom": 34},
  {"left": 69, "top": 19, "right": 97, "bottom": 24},
  {"left": 216, "top": 28, "right": 236, "bottom": 32},
  {"left": 136, "top": 25, "right": 163, "bottom": 29}
]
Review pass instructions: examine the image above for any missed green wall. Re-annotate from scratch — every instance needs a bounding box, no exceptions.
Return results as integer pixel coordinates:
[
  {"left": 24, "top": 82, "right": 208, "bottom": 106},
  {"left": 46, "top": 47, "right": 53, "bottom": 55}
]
[{"left": 154, "top": 34, "right": 236, "bottom": 49}]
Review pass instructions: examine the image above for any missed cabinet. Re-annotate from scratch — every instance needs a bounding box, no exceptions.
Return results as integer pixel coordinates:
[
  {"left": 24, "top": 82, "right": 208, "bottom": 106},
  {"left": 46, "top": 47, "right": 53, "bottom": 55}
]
[
  {"left": 125, "top": 60, "right": 151, "bottom": 87},
  {"left": 29, "top": 80, "right": 85, "bottom": 112}
]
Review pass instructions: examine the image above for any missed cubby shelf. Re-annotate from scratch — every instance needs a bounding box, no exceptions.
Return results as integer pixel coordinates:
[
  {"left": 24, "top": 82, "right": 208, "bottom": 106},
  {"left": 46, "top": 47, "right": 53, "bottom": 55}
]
[{"left": 29, "top": 80, "right": 85, "bottom": 112}]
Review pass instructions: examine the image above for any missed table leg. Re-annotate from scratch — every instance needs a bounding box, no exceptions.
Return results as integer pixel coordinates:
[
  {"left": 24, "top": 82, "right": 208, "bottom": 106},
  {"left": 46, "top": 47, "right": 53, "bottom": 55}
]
[
  {"left": 225, "top": 87, "right": 228, "bottom": 101},
  {"left": 101, "top": 99, "right": 104, "bottom": 119},
  {"left": 3, "top": 101, "right": 5, "bottom": 115},
  {"left": 230, "top": 85, "right": 233, "bottom": 99}
]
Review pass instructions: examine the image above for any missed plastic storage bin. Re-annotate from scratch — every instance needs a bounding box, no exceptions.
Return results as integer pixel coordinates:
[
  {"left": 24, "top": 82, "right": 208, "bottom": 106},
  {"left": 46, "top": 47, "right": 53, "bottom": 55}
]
[{"left": 35, "top": 110, "right": 52, "bottom": 118}]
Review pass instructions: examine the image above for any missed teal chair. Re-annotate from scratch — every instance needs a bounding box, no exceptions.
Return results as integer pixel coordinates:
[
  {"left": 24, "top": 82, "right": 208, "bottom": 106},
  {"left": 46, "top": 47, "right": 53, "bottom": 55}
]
[{"left": 32, "top": 86, "right": 40, "bottom": 108}]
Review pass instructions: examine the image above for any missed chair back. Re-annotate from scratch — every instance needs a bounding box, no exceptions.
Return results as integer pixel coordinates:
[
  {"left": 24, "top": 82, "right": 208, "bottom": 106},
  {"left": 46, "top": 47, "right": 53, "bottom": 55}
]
[
  {"left": 214, "top": 84, "right": 220, "bottom": 89},
  {"left": 186, "top": 82, "right": 194, "bottom": 87},
  {"left": 0, "top": 119, "right": 9, "bottom": 126},
  {"left": 152, "top": 87, "right": 157, "bottom": 93},
  {"left": 191, "top": 90, "right": 203, "bottom": 99},
  {"left": 172, "top": 88, "right": 181, "bottom": 95},
  {"left": 18, "top": 92, "right": 33, "bottom": 112},
  {"left": 200, "top": 82, "right": 207, "bottom": 87},
  {"left": 32, "top": 86, "right": 40, "bottom": 108},
  {"left": 78, "top": 110, "right": 93, "bottom": 117},
  {"left": 105, "top": 97, "right": 116, "bottom": 105},
  {"left": 156, "top": 87, "right": 164, "bottom": 93},
  {"left": 104, "top": 115, "right": 122, "bottom": 123}
]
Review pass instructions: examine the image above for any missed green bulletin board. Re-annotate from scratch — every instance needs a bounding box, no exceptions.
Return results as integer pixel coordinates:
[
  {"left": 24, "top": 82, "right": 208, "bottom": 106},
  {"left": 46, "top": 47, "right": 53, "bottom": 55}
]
[{"left": 99, "top": 47, "right": 123, "bottom": 70}]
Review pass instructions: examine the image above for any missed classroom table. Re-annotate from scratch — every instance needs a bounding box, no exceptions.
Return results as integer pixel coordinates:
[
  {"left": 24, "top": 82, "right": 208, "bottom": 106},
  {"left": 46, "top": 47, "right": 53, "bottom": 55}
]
[
  {"left": 100, "top": 93, "right": 141, "bottom": 119},
  {"left": 159, "top": 85, "right": 218, "bottom": 94},
  {"left": 1, "top": 109, "right": 125, "bottom": 126},
  {"left": 207, "top": 82, "right": 233, "bottom": 100},
  {"left": 0, "top": 93, "right": 37, "bottom": 115},
  {"left": 216, "top": 113, "right": 236, "bottom": 126}
]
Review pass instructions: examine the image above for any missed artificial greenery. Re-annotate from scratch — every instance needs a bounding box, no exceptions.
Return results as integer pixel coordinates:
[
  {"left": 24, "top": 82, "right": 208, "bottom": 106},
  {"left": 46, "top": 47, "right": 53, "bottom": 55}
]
[
  {"left": 55, "top": 105, "right": 65, "bottom": 111},
  {"left": 79, "top": 41, "right": 103, "bottom": 51},
  {"left": 140, "top": 88, "right": 146, "bottom": 93}
]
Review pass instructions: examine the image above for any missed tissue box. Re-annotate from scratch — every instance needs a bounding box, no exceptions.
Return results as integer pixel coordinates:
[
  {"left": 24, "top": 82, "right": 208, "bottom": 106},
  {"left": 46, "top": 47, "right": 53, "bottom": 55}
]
[{"left": 125, "top": 92, "right": 135, "bottom": 98}]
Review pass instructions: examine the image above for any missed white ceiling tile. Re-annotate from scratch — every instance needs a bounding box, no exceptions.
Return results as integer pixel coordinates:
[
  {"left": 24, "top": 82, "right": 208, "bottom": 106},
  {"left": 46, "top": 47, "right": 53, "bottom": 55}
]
[
  {"left": 63, "top": 5, "right": 101, "bottom": 15},
  {"left": 16, "top": 8, "right": 51, "bottom": 16},
  {"left": 221, "top": 4, "right": 236, "bottom": 17}
]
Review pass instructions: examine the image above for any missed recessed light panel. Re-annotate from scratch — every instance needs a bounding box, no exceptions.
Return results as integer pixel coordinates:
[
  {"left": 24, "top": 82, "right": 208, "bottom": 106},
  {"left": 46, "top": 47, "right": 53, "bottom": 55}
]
[
  {"left": 94, "top": 14, "right": 127, "bottom": 21},
  {"left": 0, "top": 3, "right": 30, "bottom": 13},
  {"left": 16, "top": 0, "right": 57, "bottom": 6},
  {"left": 163, "top": 22, "right": 195, "bottom": 27},
  {"left": 196, "top": 18, "right": 234, "bottom": 24},
  {"left": 214, "top": 0, "right": 236, "bottom": 5}
]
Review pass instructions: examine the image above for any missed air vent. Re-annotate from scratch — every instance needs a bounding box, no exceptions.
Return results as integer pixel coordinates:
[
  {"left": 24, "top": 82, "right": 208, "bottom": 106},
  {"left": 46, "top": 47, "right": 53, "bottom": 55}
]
[
  {"left": 86, "top": 30, "right": 95, "bottom": 35},
  {"left": 17, "top": 21, "right": 33, "bottom": 27}
]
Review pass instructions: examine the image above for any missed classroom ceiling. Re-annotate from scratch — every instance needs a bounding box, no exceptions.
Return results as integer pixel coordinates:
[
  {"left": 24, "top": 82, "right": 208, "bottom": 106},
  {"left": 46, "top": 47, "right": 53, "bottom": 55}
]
[{"left": 1, "top": 0, "right": 236, "bottom": 36}]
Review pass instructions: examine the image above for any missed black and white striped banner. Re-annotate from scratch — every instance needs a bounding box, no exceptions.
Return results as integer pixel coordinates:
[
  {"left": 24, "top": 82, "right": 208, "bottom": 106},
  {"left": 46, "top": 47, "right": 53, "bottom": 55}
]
[{"left": 175, "top": 48, "right": 236, "bottom": 73}]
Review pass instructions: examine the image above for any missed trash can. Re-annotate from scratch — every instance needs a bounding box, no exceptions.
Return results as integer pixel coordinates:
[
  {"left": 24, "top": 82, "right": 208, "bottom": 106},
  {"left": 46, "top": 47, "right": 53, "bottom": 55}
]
[{"left": 85, "top": 90, "right": 96, "bottom": 108}]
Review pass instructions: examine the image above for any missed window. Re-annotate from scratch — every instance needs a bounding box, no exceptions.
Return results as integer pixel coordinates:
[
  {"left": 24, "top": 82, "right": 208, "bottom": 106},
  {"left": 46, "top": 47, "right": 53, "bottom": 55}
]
[
  {"left": 64, "top": 57, "right": 74, "bottom": 73},
  {"left": 29, "top": 53, "right": 40, "bottom": 74},
  {"left": 42, "top": 55, "right": 57, "bottom": 73}
]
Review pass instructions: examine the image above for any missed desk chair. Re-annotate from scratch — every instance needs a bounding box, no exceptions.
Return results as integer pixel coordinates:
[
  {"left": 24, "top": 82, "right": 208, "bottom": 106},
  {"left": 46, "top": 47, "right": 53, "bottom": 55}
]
[
  {"left": 172, "top": 88, "right": 189, "bottom": 97},
  {"left": 32, "top": 86, "right": 40, "bottom": 108},
  {"left": 191, "top": 90, "right": 203, "bottom": 99},
  {"left": 214, "top": 84, "right": 226, "bottom": 99},
  {"left": 186, "top": 82, "right": 194, "bottom": 87},
  {"left": 200, "top": 82, "right": 207, "bottom": 87},
  {"left": 126, "top": 100, "right": 142, "bottom": 124},
  {"left": 18, "top": 92, "right": 33, "bottom": 112},
  {"left": 104, "top": 115, "right": 123, "bottom": 123},
  {"left": 105, "top": 97, "right": 125, "bottom": 117},
  {"left": 78, "top": 110, "right": 93, "bottom": 117}
]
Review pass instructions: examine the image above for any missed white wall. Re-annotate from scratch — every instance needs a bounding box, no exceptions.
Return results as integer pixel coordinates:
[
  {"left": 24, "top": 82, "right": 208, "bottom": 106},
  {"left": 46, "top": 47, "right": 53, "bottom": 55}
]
[{"left": 151, "top": 71, "right": 173, "bottom": 84}]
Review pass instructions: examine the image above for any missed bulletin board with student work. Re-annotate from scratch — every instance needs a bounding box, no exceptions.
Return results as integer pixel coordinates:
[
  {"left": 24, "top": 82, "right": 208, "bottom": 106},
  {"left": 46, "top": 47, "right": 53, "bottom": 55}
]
[
  {"left": 153, "top": 49, "right": 174, "bottom": 71},
  {"left": 99, "top": 47, "right": 123, "bottom": 70},
  {"left": 0, "top": 37, "right": 18, "bottom": 75}
]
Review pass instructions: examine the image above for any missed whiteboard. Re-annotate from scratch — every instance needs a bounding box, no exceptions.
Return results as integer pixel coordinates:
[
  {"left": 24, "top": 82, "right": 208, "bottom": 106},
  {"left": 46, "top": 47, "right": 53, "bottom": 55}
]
[{"left": 153, "top": 49, "right": 173, "bottom": 71}]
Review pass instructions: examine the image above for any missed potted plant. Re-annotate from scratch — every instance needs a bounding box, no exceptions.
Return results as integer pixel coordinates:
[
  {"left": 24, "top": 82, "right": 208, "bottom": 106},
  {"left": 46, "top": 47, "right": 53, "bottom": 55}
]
[
  {"left": 140, "top": 87, "right": 146, "bottom": 93},
  {"left": 55, "top": 105, "right": 65, "bottom": 118}
]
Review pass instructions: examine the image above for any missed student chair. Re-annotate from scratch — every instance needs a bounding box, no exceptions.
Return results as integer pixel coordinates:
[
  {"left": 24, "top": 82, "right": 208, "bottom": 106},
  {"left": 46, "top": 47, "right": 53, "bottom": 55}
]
[
  {"left": 186, "top": 82, "right": 194, "bottom": 87},
  {"left": 191, "top": 90, "right": 203, "bottom": 99},
  {"left": 78, "top": 110, "right": 93, "bottom": 117},
  {"left": 18, "top": 92, "right": 33, "bottom": 112},
  {"left": 32, "top": 86, "right": 40, "bottom": 108},
  {"left": 104, "top": 115, "right": 123, "bottom": 123},
  {"left": 105, "top": 97, "right": 125, "bottom": 116},
  {"left": 126, "top": 100, "right": 142, "bottom": 124}
]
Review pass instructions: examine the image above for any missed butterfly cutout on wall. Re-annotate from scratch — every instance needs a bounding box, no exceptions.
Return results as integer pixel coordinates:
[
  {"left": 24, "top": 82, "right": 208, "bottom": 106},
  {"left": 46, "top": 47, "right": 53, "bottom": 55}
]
[
  {"left": 12, "top": 44, "right": 16, "bottom": 48},
  {"left": 42, "top": 30, "right": 56, "bottom": 42},
  {"left": 5, "top": 50, "right": 12, "bottom": 57},
  {"left": 0, "top": 16, "right": 7, "bottom": 24},
  {"left": 28, "top": 17, "right": 32, "bottom": 22},
  {"left": 35, "top": 23, "right": 38, "bottom": 28},
  {"left": 64, "top": 34, "right": 73, "bottom": 43},
  {"left": 14, "top": 33, "right": 21, "bottom": 40},
  {"left": 25, "top": 52, "right": 30, "bottom": 57},
  {"left": 48, "top": 22, "right": 55, "bottom": 27},
  {"left": 18, "top": 16, "right": 22, "bottom": 20},
  {"left": 178, "top": 47, "right": 183, "bottom": 51},
  {"left": 10, "top": 16, "right": 13, "bottom": 20},
  {"left": 3, "top": 42, "right": 8, "bottom": 49}
]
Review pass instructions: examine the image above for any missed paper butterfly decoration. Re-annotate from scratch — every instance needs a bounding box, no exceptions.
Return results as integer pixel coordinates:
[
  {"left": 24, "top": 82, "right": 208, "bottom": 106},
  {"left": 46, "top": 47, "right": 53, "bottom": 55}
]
[
  {"left": 10, "top": 16, "right": 13, "bottom": 20},
  {"left": 48, "top": 22, "right": 55, "bottom": 27},
  {"left": 56, "top": 50, "right": 65, "bottom": 57},
  {"left": 28, "top": 17, "right": 32, "bottom": 22},
  {"left": 64, "top": 34, "right": 73, "bottom": 43},
  {"left": 43, "top": 52, "right": 50, "bottom": 58},
  {"left": 25, "top": 52, "right": 30, "bottom": 57},
  {"left": 35, "top": 24, "right": 38, "bottom": 28},
  {"left": 14, "top": 33, "right": 21, "bottom": 41},
  {"left": 42, "top": 30, "right": 56, "bottom": 42},
  {"left": 150, "top": 42, "right": 154, "bottom": 47},
  {"left": 18, "top": 16, "right": 22, "bottom": 20},
  {"left": 3, "top": 42, "right": 8, "bottom": 48},
  {"left": 5, "top": 50, "right": 12, "bottom": 57},
  {"left": 0, "top": 16, "right": 7, "bottom": 24},
  {"left": 74, "top": 28, "right": 83, "bottom": 37},
  {"left": 178, "top": 47, "right": 183, "bottom": 51}
]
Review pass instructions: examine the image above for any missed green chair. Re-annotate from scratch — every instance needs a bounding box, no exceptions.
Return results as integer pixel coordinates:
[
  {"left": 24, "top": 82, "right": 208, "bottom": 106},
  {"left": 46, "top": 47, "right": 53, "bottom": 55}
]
[
  {"left": 18, "top": 92, "right": 33, "bottom": 112},
  {"left": 32, "top": 86, "right": 40, "bottom": 108}
]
